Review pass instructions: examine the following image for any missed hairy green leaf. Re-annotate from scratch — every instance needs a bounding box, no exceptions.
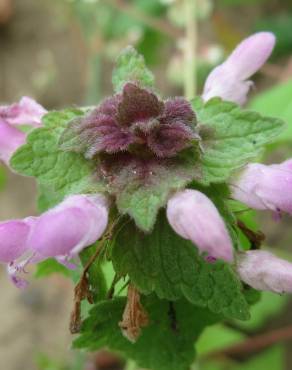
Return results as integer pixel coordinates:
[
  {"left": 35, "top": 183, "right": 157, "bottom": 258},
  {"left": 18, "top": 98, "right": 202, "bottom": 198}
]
[
  {"left": 112, "top": 46, "right": 155, "bottom": 92},
  {"left": 114, "top": 151, "right": 201, "bottom": 232},
  {"left": 73, "top": 295, "right": 219, "bottom": 370},
  {"left": 193, "top": 97, "right": 285, "bottom": 184},
  {"left": 112, "top": 214, "right": 250, "bottom": 320},
  {"left": 10, "top": 110, "right": 101, "bottom": 206}
]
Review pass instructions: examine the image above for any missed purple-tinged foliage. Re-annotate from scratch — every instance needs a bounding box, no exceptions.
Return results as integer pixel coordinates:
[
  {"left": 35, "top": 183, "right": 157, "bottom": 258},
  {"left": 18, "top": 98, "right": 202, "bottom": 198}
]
[{"left": 61, "top": 83, "right": 198, "bottom": 159}]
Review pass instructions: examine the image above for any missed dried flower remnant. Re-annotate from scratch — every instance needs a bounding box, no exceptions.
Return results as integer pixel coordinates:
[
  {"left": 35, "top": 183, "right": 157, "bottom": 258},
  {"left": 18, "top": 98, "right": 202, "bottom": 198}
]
[{"left": 119, "top": 284, "right": 149, "bottom": 343}]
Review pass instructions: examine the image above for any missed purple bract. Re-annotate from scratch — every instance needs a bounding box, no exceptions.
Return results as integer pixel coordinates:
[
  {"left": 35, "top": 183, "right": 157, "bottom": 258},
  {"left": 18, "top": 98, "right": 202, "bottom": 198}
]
[{"left": 64, "top": 83, "right": 198, "bottom": 159}]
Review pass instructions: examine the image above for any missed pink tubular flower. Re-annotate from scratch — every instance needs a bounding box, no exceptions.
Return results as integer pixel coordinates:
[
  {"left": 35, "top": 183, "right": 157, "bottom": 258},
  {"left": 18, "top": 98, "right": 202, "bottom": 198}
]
[
  {"left": 0, "top": 219, "right": 33, "bottom": 263},
  {"left": 0, "top": 119, "right": 26, "bottom": 164},
  {"left": 0, "top": 217, "right": 37, "bottom": 288},
  {"left": 237, "top": 250, "right": 292, "bottom": 293},
  {"left": 0, "top": 194, "right": 109, "bottom": 287},
  {"left": 230, "top": 160, "right": 292, "bottom": 216},
  {"left": 166, "top": 189, "right": 233, "bottom": 262},
  {"left": 202, "top": 32, "right": 276, "bottom": 105},
  {"left": 0, "top": 97, "right": 47, "bottom": 165},
  {"left": 29, "top": 194, "right": 109, "bottom": 259},
  {"left": 0, "top": 96, "right": 47, "bottom": 127}
]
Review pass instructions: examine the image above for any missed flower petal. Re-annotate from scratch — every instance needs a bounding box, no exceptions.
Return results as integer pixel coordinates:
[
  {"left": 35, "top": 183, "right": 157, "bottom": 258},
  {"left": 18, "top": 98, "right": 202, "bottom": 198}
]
[
  {"left": 237, "top": 250, "right": 292, "bottom": 293},
  {"left": 167, "top": 189, "right": 233, "bottom": 262},
  {"left": 0, "top": 220, "right": 32, "bottom": 263},
  {"left": 29, "top": 194, "right": 109, "bottom": 258},
  {"left": 0, "top": 96, "right": 47, "bottom": 127},
  {"left": 202, "top": 32, "right": 276, "bottom": 105},
  {"left": 230, "top": 161, "right": 292, "bottom": 214},
  {"left": 0, "top": 119, "right": 26, "bottom": 165},
  {"left": 7, "top": 262, "right": 30, "bottom": 289}
]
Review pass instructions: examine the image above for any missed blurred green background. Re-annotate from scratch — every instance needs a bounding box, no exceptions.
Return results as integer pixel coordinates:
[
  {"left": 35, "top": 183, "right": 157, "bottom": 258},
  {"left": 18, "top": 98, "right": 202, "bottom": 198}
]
[{"left": 1, "top": 0, "right": 292, "bottom": 369}]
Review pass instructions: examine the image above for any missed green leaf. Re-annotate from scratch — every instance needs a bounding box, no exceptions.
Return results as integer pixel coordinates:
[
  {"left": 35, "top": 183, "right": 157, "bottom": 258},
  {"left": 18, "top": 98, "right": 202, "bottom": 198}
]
[
  {"left": 37, "top": 183, "right": 62, "bottom": 212},
  {"left": 234, "top": 291, "right": 289, "bottom": 332},
  {"left": 115, "top": 151, "right": 201, "bottom": 232},
  {"left": 193, "top": 97, "right": 285, "bottom": 184},
  {"left": 249, "top": 80, "right": 292, "bottom": 143},
  {"left": 73, "top": 295, "right": 219, "bottom": 370},
  {"left": 10, "top": 110, "right": 100, "bottom": 206},
  {"left": 112, "top": 46, "right": 155, "bottom": 92},
  {"left": 112, "top": 214, "right": 250, "bottom": 320},
  {"left": 34, "top": 258, "right": 71, "bottom": 278}
]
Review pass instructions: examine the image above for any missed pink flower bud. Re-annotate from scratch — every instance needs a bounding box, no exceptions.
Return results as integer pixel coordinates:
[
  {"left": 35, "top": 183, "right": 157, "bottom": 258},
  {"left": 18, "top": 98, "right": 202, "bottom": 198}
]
[
  {"left": 237, "top": 250, "right": 292, "bottom": 293},
  {"left": 0, "top": 97, "right": 47, "bottom": 166},
  {"left": 230, "top": 161, "right": 292, "bottom": 215},
  {"left": 202, "top": 32, "right": 275, "bottom": 105},
  {"left": 29, "top": 194, "right": 109, "bottom": 258},
  {"left": 0, "top": 96, "right": 47, "bottom": 127},
  {"left": 167, "top": 189, "right": 233, "bottom": 262},
  {"left": 0, "top": 118, "right": 26, "bottom": 165}
]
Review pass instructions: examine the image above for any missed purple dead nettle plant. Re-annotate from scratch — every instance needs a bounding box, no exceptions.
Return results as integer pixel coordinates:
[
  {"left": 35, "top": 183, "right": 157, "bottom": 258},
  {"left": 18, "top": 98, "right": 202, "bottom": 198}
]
[{"left": 0, "top": 31, "right": 291, "bottom": 299}]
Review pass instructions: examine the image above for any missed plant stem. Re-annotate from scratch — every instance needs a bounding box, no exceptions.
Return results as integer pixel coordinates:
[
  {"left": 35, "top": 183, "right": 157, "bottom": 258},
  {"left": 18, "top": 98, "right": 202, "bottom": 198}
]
[
  {"left": 105, "top": 0, "right": 181, "bottom": 39},
  {"left": 184, "top": 0, "right": 197, "bottom": 99},
  {"left": 204, "top": 324, "right": 292, "bottom": 361}
]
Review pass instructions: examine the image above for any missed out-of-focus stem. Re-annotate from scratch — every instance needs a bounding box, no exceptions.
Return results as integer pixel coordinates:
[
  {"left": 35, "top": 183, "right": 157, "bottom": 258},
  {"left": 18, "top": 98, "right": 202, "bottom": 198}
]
[
  {"left": 105, "top": 0, "right": 182, "bottom": 38},
  {"left": 204, "top": 323, "right": 292, "bottom": 361},
  {"left": 184, "top": 0, "right": 197, "bottom": 99}
]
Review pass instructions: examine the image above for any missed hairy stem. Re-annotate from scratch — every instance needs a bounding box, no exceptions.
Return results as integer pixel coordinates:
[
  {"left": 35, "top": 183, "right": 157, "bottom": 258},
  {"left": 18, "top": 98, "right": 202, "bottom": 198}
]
[{"left": 184, "top": 0, "right": 197, "bottom": 99}]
